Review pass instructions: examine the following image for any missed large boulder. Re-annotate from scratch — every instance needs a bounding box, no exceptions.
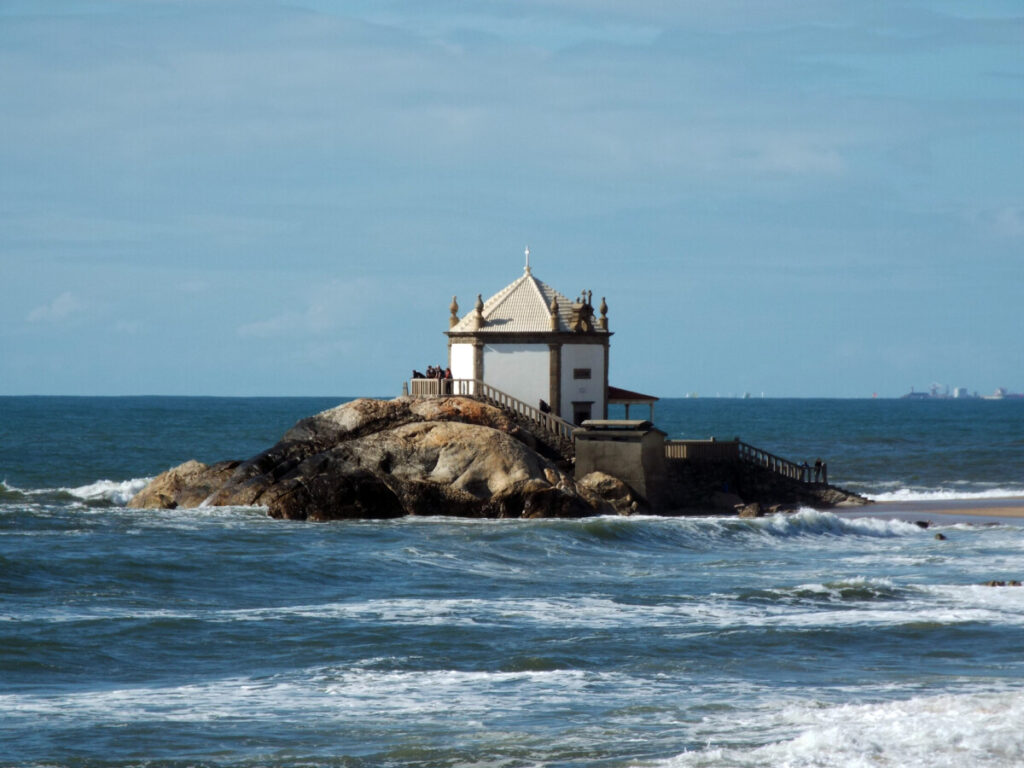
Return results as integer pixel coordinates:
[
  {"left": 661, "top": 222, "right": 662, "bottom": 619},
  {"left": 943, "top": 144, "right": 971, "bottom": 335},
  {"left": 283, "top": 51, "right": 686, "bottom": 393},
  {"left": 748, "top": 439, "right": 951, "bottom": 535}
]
[
  {"left": 577, "top": 471, "right": 637, "bottom": 515},
  {"left": 130, "top": 459, "right": 240, "bottom": 510},
  {"left": 129, "top": 397, "right": 607, "bottom": 520}
]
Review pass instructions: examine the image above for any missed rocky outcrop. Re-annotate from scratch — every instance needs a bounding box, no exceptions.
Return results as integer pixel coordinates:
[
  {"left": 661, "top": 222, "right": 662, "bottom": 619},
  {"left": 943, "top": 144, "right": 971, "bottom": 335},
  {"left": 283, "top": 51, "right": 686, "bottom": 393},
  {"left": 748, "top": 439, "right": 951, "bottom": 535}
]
[
  {"left": 129, "top": 397, "right": 617, "bottom": 521},
  {"left": 738, "top": 503, "right": 763, "bottom": 518},
  {"left": 129, "top": 395, "right": 868, "bottom": 521},
  {"left": 129, "top": 459, "right": 241, "bottom": 509}
]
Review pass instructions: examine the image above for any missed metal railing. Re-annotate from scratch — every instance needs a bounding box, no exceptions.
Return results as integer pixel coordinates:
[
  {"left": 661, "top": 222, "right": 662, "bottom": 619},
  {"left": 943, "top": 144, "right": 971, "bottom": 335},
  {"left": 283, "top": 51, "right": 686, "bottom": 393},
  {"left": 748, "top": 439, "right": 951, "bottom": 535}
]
[
  {"left": 737, "top": 442, "right": 810, "bottom": 482},
  {"left": 666, "top": 438, "right": 815, "bottom": 484},
  {"left": 408, "top": 377, "right": 576, "bottom": 442}
]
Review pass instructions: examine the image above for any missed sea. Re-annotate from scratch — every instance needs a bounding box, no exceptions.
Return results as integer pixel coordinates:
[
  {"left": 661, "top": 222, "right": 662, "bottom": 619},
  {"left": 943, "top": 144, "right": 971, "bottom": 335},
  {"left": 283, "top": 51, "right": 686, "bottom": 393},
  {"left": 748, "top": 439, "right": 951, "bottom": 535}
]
[{"left": 2, "top": 395, "right": 1024, "bottom": 768}]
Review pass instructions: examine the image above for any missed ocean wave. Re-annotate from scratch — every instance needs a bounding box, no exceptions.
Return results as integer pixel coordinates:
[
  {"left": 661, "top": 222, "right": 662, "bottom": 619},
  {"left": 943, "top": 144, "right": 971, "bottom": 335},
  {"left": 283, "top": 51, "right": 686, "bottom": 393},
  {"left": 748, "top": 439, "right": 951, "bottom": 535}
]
[
  {"left": 868, "top": 486, "right": 1024, "bottom": 503},
  {"left": 548, "top": 509, "right": 923, "bottom": 544},
  {"left": 0, "top": 480, "right": 28, "bottom": 502},
  {"left": 406, "top": 510, "right": 928, "bottom": 555},
  {"left": 738, "top": 576, "right": 905, "bottom": 605},
  {"left": 0, "top": 665, "right": 607, "bottom": 723},
  {"left": 656, "top": 689, "right": 1024, "bottom": 768},
  {"left": 64, "top": 477, "right": 152, "bottom": 505},
  {"left": 319, "top": 511, "right": 926, "bottom": 554},
  {"left": 755, "top": 508, "right": 922, "bottom": 538},
  {"left": 29, "top": 579, "right": 1020, "bottom": 633},
  {"left": 0, "top": 477, "right": 152, "bottom": 507}
]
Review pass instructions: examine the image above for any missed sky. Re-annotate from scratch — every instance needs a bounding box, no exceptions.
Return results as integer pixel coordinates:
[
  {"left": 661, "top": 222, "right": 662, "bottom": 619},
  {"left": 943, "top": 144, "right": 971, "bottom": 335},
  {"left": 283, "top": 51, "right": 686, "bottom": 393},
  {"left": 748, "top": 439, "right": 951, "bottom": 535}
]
[{"left": 1, "top": 0, "right": 1021, "bottom": 398}]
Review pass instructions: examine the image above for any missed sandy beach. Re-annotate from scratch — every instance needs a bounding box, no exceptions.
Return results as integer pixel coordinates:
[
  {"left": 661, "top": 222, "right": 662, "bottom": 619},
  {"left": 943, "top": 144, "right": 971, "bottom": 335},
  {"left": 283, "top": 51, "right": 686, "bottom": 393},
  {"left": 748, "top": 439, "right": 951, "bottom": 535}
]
[{"left": 837, "top": 497, "right": 1024, "bottom": 526}]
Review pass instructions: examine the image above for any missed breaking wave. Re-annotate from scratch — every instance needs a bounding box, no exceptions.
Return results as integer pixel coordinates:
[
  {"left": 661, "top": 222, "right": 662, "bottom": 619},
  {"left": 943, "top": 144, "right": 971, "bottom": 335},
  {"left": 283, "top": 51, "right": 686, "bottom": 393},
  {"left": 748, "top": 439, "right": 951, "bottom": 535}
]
[
  {"left": 0, "top": 477, "right": 151, "bottom": 507},
  {"left": 608, "top": 508, "right": 923, "bottom": 542},
  {"left": 656, "top": 689, "right": 1024, "bottom": 768},
  {"left": 64, "top": 477, "right": 152, "bottom": 505},
  {"left": 868, "top": 485, "right": 1024, "bottom": 503}
]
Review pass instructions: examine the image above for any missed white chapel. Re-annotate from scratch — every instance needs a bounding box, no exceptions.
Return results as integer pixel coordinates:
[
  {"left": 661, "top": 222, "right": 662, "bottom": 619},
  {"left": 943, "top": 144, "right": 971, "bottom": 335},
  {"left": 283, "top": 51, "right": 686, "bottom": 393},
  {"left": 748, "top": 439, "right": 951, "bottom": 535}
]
[{"left": 446, "top": 255, "right": 611, "bottom": 425}]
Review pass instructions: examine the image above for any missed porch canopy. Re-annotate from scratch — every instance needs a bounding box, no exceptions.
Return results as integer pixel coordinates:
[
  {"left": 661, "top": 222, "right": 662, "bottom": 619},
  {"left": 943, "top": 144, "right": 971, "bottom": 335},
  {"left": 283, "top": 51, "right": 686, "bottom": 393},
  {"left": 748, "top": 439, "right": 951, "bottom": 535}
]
[{"left": 607, "top": 385, "right": 659, "bottom": 422}]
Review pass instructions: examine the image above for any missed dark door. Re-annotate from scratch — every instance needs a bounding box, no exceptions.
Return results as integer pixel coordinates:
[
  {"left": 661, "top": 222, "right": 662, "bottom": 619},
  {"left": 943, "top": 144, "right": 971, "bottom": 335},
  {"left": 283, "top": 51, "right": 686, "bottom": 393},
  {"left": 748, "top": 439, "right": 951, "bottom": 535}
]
[{"left": 572, "top": 401, "right": 592, "bottom": 426}]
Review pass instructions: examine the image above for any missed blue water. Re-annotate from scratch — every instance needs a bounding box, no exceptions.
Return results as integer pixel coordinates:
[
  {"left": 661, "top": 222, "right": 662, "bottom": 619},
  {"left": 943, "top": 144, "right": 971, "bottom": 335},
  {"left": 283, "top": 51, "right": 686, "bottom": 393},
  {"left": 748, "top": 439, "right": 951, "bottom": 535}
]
[{"left": 3, "top": 396, "right": 1024, "bottom": 767}]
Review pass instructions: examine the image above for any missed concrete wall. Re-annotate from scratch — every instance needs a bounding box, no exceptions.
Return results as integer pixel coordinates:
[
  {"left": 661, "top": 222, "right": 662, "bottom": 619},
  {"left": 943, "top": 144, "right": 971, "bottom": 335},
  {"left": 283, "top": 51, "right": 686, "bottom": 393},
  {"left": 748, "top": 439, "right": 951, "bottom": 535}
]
[
  {"left": 483, "top": 343, "right": 549, "bottom": 408},
  {"left": 560, "top": 344, "right": 605, "bottom": 423},
  {"left": 575, "top": 428, "right": 666, "bottom": 503}
]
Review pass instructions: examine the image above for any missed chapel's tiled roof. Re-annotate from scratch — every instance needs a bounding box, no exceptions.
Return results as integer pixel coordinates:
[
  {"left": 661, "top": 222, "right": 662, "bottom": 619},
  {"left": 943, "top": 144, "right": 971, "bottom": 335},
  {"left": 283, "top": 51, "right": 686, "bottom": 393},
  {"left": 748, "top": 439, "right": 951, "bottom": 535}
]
[{"left": 449, "top": 268, "right": 583, "bottom": 334}]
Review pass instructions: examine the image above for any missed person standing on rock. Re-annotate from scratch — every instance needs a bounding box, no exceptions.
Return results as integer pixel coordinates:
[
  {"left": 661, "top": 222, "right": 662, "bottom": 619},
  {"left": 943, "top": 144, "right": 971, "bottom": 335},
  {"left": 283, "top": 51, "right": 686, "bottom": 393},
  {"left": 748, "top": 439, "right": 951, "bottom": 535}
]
[{"left": 814, "top": 458, "right": 823, "bottom": 483}]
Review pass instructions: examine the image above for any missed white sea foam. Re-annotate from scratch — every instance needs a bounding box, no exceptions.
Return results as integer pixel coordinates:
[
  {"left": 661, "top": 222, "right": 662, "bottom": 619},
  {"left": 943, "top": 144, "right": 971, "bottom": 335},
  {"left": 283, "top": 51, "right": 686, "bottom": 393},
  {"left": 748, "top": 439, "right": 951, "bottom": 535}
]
[
  {"left": 0, "top": 666, "right": 610, "bottom": 724},
  {"left": 566, "top": 509, "right": 923, "bottom": 540},
  {"left": 64, "top": 477, "right": 152, "bottom": 505},
  {"left": 748, "top": 508, "right": 922, "bottom": 538},
  {"left": 655, "top": 689, "right": 1024, "bottom": 768},
  {"left": 363, "top": 511, "right": 921, "bottom": 538},
  {"left": 25, "top": 577, "right": 1023, "bottom": 632},
  {"left": 3, "top": 477, "right": 154, "bottom": 506},
  {"left": 5, "top": 669, "right": 1023, "bottom": 768},
  {"left": 869, "top": 487, "right": 1024, "bottom": 503}
]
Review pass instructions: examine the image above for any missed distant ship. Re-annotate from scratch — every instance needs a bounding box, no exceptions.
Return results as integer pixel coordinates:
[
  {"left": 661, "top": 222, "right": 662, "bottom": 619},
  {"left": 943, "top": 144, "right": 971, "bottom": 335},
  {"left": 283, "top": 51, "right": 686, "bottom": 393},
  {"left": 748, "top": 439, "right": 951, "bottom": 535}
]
[
  {"left": 982, "top": 387, "right": 1024, "bottom": 401},
  {"left": 901, "top": 384, "right": 961, "bottom": 400},
  {"left": 901, "top": 384, "right": 1022, "bottom": 400}
]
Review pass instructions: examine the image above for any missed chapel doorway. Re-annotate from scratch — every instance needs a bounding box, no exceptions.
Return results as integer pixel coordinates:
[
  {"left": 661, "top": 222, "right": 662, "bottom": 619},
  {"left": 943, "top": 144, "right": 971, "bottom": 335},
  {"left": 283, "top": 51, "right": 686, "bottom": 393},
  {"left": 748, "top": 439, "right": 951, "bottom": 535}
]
[{"left": 572, "top": 401, "right": 593, "bottom": 426}]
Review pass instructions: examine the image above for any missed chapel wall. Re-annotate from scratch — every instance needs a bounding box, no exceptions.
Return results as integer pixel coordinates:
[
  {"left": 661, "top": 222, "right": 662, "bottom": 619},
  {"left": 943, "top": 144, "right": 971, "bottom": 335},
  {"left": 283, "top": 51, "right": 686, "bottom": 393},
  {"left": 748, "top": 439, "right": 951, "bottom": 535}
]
[
  {"left": 483, "top": 343, "right": 549, "bottom": 409},
  {"left": 560, "top": 344, "right": 606, "bottom": 423},
  {"left": 450, "top": 343, "right": 476, "bottom": 379}
]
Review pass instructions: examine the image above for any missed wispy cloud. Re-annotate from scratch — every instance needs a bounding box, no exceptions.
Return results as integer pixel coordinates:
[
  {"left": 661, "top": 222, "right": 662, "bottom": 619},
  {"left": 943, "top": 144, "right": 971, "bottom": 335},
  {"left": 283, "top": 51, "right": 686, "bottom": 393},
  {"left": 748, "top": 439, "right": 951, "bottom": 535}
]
[
  {"left": 236, "top": 279, "right": 378, "bottom": 339},
  {"left": 989, "top": 205, "right": 1024, "bottom": 239},
  {"left": 26, "top": 291, "right": 86, "bottom": 324}
]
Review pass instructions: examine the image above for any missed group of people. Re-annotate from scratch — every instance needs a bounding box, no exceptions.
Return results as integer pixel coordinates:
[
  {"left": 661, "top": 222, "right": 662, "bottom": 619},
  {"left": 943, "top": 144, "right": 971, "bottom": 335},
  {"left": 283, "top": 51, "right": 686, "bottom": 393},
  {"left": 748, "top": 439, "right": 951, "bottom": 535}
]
[
  {"left": 800, "top": 458, "right": 828, "bottom": 484},
  {"left": 411, "top": 365, "right": 454, "bottom": 394},
  {"left": 411, "top": 365, "right": 452, "bottom": 380}
]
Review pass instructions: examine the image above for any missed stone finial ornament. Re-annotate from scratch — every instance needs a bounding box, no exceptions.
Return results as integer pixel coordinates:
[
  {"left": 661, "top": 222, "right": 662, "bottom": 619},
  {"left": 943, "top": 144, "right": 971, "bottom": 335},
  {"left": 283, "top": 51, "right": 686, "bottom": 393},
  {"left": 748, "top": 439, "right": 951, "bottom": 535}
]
[
  {"left": 471, "top": 293, "right": 485, "bottom": 330},
  {"left": 571, "top": 290, "right": 594, "bottom": 333},
  {"left": 550, "top": 296, "right": 559, "bottom": 331},
  {"left": 449, "top": 296, "right": 459, "bottom": 328},
  {"left": 599, "top": 296, "right": 608, "bottom": 330}
]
